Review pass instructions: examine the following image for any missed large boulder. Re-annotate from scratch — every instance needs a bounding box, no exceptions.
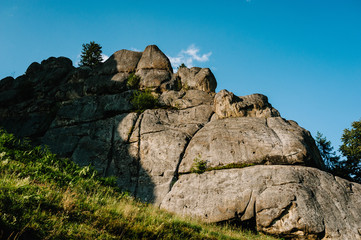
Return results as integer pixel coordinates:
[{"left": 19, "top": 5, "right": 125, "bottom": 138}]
[
  {"left": 161, "top": 165, "right": 361, "bottom": 240},
  {"left": 179, "top": 117, "right": 324, "bottom": 173},
  {"left": 177, "top": 67, "right": 217, "bottom": 93},
  {"left": 98, "top": 49, "right": 142, "bottom": 75},
  {"left": 136, "top": 45, "right": 173, "bottom": 90},
  {"left": 214, "top": 89, "right": 280, "bottom": 119}
]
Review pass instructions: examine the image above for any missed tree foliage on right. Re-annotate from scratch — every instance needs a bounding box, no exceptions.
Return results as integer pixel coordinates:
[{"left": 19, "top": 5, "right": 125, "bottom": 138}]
[
  {"left": 79, "top": 41, "right": 103, "bottom": 68},
  {"left": 316, "top": 119, "right": 361, "bottom": 183},
  {"left": 339, "top": 119, "right": 361, "bottom": 182}
]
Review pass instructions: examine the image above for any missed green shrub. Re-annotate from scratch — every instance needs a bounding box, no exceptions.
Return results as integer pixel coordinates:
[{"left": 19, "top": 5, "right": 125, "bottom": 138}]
[
  {"left": 126, "top": 73, "right": 140, "bottom": 89},
  {"left": 190, "top": 155, "right": 207, "bottom": 174},
  {"left": 131, "top": 90, "right": 158, "bottom": 112},
  {"left": 207, "top": 163, "right": 255, "bottom": 171}
]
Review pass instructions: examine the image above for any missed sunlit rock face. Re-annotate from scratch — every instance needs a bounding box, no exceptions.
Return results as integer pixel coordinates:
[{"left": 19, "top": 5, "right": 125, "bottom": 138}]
[{"left": 2, "top": 44, "right": 360, "bottom": 240}]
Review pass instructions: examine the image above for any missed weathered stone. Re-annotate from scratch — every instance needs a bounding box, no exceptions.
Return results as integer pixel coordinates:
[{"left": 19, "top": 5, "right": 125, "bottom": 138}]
[
  {"left": 44, "top": 114, "right": 139, "bottom": 183},
  {"left": 193, "top": 68, "right": 217, "bottom": 92},
  {"left": 136, "top": 69, "right": 172, "bottom": 90},
  {"left": 136, "top": 45, "right": 173, "bottom": 72},
  {"left": 26, "top": 62, "right": 43, "bottom": 76},
  {"left": 0, "top": 89, "right": 17, "bottom": 106},
  {"left": 177, "top": 67, "right": 200, "bottom": 88},
  {"left": 67, "top": 66, "right": 91, "bottom": 83},
  {"left": 135, "top": 45, "right": 173, "bottom": 90},
  {"left": 159, "top": 90, "right": 214, "bottom": 109},
  {"left": 177, "top": 67, "right": 217, "bottom": 92},
  {"left": 161, "top": 165, "right": 361, "bottom": 240},
  {"left": 159, "top": 74, "right": 182, "bottom": 92},
  {"left": 98, "top": 49, "right": 142, "bottom": 75},
  {"left": 179, "top": 117, "right": 324, "bottom": 173},
  {"left": 83, "top": 74, "right": 129, "bottom": 95},
  {"left": 0, "top": 76, "right": 14, "bottom": 91},
  {"left": 52, "top": 91, "right": 133, "bottom": 127},
  {"left": 2, "top": 44, "right": 358, "bottom": 240},
  {"left": 214, "top": 90, "right": 280, "bottom": 119},
  {"left": 112, "top": 113, "right": 140, "bottom": 193},
  {"left": 41, "top": 56, "right": 73, "bottom": 71},
  {"left": 135, "top": 105, "right": 214, "bottom": 204}
]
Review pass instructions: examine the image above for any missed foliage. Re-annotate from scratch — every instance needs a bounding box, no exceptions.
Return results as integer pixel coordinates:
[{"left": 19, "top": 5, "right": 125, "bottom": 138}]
[
  {"left": 207, "top": 163, "right": 256, "bottom": 172},
  {"left": 131, "top": 90, "right": 158, "bottom": 112},
  {"left": 0, "top": 128, "right": 279, "bottom": 240},
  {"left": 189, "top": 155, "right": 257, "bottom": 174},
  {"left": 190, "top": 155, "right": 207, "bottom": 174},
  {"left": 79, "top": 41, "right": 103, "bottom": 68},
  {"left": 126, "top": 73, "right": 140, "bottom": 89},
  {"left": 315, "top": 132, "right": 340, "bottom": 170},
  {"left": 340, "top": 119, "right": 361, "bottom": 183}
]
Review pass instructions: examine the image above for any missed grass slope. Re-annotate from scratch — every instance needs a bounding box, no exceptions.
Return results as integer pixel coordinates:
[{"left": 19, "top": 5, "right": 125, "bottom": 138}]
[{"left": 0, "top": 129, "right": 280, "bottom": 240}]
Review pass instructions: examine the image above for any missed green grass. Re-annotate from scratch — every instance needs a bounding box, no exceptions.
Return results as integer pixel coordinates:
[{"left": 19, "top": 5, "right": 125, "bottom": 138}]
[
  {"left": 206, "top": 163, "right": 256, "bottom": 172},
  {"left": 0, "top": 129, "right": 280, "bottom": 240}
]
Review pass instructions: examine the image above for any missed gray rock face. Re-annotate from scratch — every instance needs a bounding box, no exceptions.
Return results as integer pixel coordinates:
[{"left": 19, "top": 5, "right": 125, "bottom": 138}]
[
  {"left": 159, "top": 89, "right": 214, "bottom": 109},
  {"left": 177, "top": 67, "right": 217, "bottom": 92},
  {"left": 214, "top": 90, "right": 280, "bottom": 119},
  {"left": 1, "top": 44, "right": 360, "bottom": 240},
  {"left": 135, "top": 105, "right": 214, "bottom": 204},
  {"left": 161, "top": 165, "right": 361, "bottom": 240},
  {"left": 179, "top": 117, "right": 324, "bottom": 173}
]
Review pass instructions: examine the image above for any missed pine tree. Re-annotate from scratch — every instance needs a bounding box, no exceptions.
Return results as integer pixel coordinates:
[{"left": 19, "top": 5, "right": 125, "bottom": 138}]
[
  {"left": 79, "top": 41, "right": 103, "bottom": 68},
  {"left": 315, "top": 132, "right": 340, "bottom": 170}
]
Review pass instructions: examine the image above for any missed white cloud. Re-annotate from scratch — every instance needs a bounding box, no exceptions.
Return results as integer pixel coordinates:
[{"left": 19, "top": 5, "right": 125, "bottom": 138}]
[
  {"left": 167, "top": 44, "right": 212, "bottom": 70},
  {"left": 131, "top": 47, "right": 141, "bottom": 52},
  {"left": 101, "top": 54, "right": 109, "bottom": 62},
  {"left": 75, "top": 54, "right": 81, "bottom": 67}
]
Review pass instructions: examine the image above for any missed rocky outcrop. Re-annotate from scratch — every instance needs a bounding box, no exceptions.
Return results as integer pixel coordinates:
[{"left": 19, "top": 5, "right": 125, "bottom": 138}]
[
  {"left": 98, "top": 49, "right": 142, "bottom": 75},
  {"left": 1, "top": 44, "right": 360, "bottom": 239},
  {"left": 214, "top": 89, "right": 280, "bottom": 119},
  {"left": 161, "top": 165, "right": 361, "bottom": 240},
  {"left": 178, "top": 117, "right": 324, "bottom": 173},
  {"left": 159, "top": 89, "right": 214, "bottom": 109},
  {"left": 176, "top": 67, "right": 217, "bottom": 92},
  {"left": 136, "top": 45, "right": 173, "bottom": 90}
]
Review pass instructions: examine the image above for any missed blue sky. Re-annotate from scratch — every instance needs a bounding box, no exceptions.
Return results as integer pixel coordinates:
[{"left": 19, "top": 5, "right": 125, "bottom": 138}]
[{"left": 1, "top": 0, "right": 360, "bottom": 152}]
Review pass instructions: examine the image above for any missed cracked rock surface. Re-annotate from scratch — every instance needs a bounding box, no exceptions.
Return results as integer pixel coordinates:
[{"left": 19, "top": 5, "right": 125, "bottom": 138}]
[
  {"left": 1, "top": 44, "right": 361, "bottom": 239},
  {"left": 161, "top": 165, "right": 361, "bottom": 240}
]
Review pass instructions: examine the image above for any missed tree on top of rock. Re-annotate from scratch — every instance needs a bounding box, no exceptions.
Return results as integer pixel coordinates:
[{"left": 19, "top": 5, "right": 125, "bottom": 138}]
[{"left": 79, "top": 41, "right": 103, "bottom": 68}]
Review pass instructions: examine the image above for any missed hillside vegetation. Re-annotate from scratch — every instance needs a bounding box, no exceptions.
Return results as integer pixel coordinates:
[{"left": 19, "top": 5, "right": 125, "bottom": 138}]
[{"left": 0, "top": 129, "right": 279, "bottom": 240}]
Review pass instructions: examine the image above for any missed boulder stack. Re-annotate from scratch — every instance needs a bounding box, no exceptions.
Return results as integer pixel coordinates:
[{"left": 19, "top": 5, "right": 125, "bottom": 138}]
[{"left": 1, "top": 45, "right": 360, "bottom": 239}]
